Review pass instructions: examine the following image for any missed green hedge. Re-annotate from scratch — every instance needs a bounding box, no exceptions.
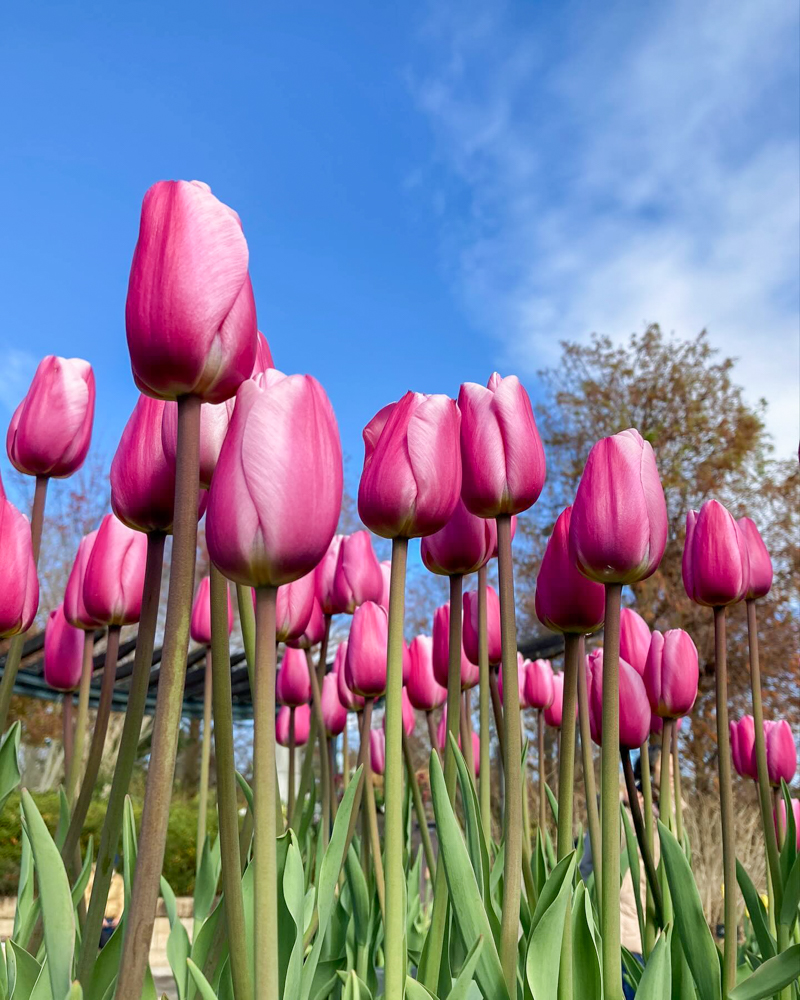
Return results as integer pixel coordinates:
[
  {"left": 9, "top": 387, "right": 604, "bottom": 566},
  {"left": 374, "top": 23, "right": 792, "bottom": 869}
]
[{"left": 0, "top": 792, "right": 219, "bottom": 898}]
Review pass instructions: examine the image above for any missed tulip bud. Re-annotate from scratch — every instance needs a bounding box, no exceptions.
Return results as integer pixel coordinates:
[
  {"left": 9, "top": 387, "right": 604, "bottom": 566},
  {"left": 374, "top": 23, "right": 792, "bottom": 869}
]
[
  {"left": 644, "top": 629, "right": 698, "bottom": 720},
  {"left": 321, "top": 673, "right": 347, "bottom": 737},
  {"left": 44, "top": 605, "right": 84, "bottom": 691},
  {"left": 570, "top": 429, "right": 667, "bottom": 584},
  {"left": 458, "top": 373, "right": 546, "bottom": 517},
  {"left": 206, "top": 372, "right": 343, "bottom": 587},
  {"left": 335, "top": 641, "right": 364, "bottom": 711},
  {"left": 738, "top": 517, "right": 773, "bottom": 601},
  {"left": 764, "top": 720, "right": 797, "bottom": 787},
  {"left": 525, "top": 658, "right": 555, "bottom": 711},
  {"left": 64, "top": 531, "right": 102, "bottom": 630},
  {"left": 276, "top": 704, "right": 310, "bottom": 747},
  {"left": 83, "top": 514, "right": 148, "bottom": 626},
  {"left": 379, "top": 560, "right": 391, "bottom": 612},
  {"left": 358, "top": 392, "right": 462, "bottom": 538},
  {"left": 421, "top": 499, "right": 495, "bottom": 576},
  {"left": 345, "top": 601, "right": 388, "bottom": 698},
  {"left": 682, "top": 500, "right": 749, "bottom": 607},
  {"left": 729, "top": 716, "right": 757, "bottom": 780},
  {"left": 7, "top": 356, "right": 95, "bottom": 478},
  {"left": 274, "top": 572, "right": 316, "bottom": 643},
  {"left": 406, "top": 635, "right": 447, "bottom": 711},
  {"left": 432, "top": 602, "right": 479, "bottom": 691},
  {"left": 619, "top": 608, "right": 651, "bottom": 676},
  {"left": 370, "top": 729, "right": 386, "bottom": 776},
  {"left": 775, "top": 800, "right": 800, "bottom": 850},
  {"left": 276, "top": 646, "right": 312, "bottom": 707},
  {"left": 126, "top": 180, "right": 257, "bottom": 403},
  {"left": 587, "top": 650, "right": 651, "bottom": 749},
  {"left": 162, "top": 398, "right": 233, "bottom": 489},
  {"left": 544, "top": 672, "right": 565, "bottom": 729},
  {"left": 287, "top": 597, "right": 326, "bottom": 650},
  {"left": 0, "top": 498, "right": 38, "bottom": 638},
  {"left": 383, "top": 687, "right": 416, "bottom": 738},
  {"left": 190, "top": 576, "right": 233, "bottom": 646},
  {"left": 535, "top": 506, "right": 604, "bottom": 635},
  {"left": 332, "top": 531, "right": 384, "bottom": 613},
  {"left": 462, "top": 586, "right": 502, "bottom": 666},
  {"left": 315, "top": 536, "right": 346, "bottom": 615}
]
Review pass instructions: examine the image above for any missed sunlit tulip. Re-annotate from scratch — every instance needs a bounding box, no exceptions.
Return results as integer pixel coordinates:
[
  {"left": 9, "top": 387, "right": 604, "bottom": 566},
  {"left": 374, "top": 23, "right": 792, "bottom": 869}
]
[
  {"left": 276, "top": 646, "right": 312, "bottom": 707},
  {"left": 619, "top": 608, "right": 651, "bottom": 676},
  {"left": 126, "top": 180, "right": 257, "bottom": 403},
  {"left": 345, "top": 601, "right": 388, "bottom": 698},
  {"left": 335, "top": 641, "right": 364, "bottom": 711},
  {"left": 161, "top": 398, "right": 232, "bottom": 489},
  {"left": 206, "top": 372, "right": 343, "bottom": 587},
  {"left": 276, "top": 704, "right": 310, "bottom": 747},
  {"left": 730, "top": 716, "right": 758, "bottom": 780},
  {"left": 544, "top": 672, "right": 564, "bottom": 729},
  {"left": 274, "top": 572, "right": 316, "bottom": 643},
  {"left": 370, "top": 729, "right": 386, "bottom": 775},
  {"left": 525, "top": 658, "right": 555, "bottom": 711},
  {"left": 0, "top": 498, "right": 38, "bottom": 638},
  {"left": 406, "top": 635, "right": 447, "bottom": 712},
  {"left": 462, "top": 586, "right": 502, "bottom": 666},
  {"left": 287, "top": 597, "right": 326, "bottom": 650},
  {"left": 587, "top": 650, "right": 651, "bottom": 749},
  {"left": 775, "top": 800, "right": 800, "bottom": 849},
  {"left": 64, "top": 531, "right": 102, "bottom": 630},
  {"left": 332, "top": 531, "right": 384, "bottom": 613},
  {"left": 190, "top": 576, "right": 233, "bottom": 646},
  {"left": 315, "top": 535, "right": 346, "bottom": 615},
  {"left": 432, "top": 602, "right": 478, "bottom": 690},
  {"left": 764, "top": 720, "right": 797, "bottom": 787},
  {"left": 83, "top": 514, "right": 148, "bottom": 626},
  {"left": 321, "top": 673, "right": 347, "bottom": 737},
  {"left": 458, "top": 373, "right": 546, "bottom": 517},
  {"left": 738, "top": 517, "right": 773, "bottom": 600},
  {"left": 7, "top": 356, "right": 95, "bottom": 478},
  {"left": 570, "top": 429, "right": 667, "bottom": 584},
  {"left": 644, "top": 629, "right": 698, "bottom": 720},
  {"left": 421, "top": 499, "right": 495, "bottom": 576},
  {"left": 682, "top": 500, "right": 749, "bottom": 607},
  {"left": 535, "top": 506, "right": 604, "bottom": 635},
  {"left": 358, "top": 392, "right": 461, "bottom": 538},
  {"left": 44, "top": 604, "right": 84, "bottom": 691}
]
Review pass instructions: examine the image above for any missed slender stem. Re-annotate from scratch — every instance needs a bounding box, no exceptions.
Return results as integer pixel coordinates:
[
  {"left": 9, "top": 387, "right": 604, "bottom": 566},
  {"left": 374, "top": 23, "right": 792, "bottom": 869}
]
[
  {"left": 288, "top": 709, "right": 296, "bottom": 823},
  {"left": 365, "top": 756, "right": 386, "bottom": 918},
  {"left": 196, "top": 649, "right": 213, "bottom": 865},
  {"left": 209, "top": 564, "right": 252, "bottom": 1000},
  {"left": 305, "top": 647, "right": 331, "bottom": 845},
  {"left": 577, "top": 635, "right": 601, "bottom": 905},
  {"left": 65, "top": 633, "right": 94, "bottom": 804},
  {"left": 116, "top": 394, "right": 201, "bottom": 1000},
  {"left": 289, "top": 710, "right": 318, "bottom": 830},
  {"left": 557, "top": 635, "right": 579, "bottom": 860},
  {"left": 521, "top": 748, "right": 531, "bottom": 855},
  {"left": 672, "top": 725, "right": 684, "bottom": 844},
  {"left": 76, "top": 534, "right": 165, "bottom": 985},
  {"left": 328, "top": 738, "right": 338, "bottom": 823},
  {"left": 639, "top": 740, "right": 655, "bottom": 957},
  {"left": 537, "top": 709, "right": 546, "bottom": 832},
  {"left": 621, "top": 749, "right": 664, "bottom": 925},
  {"left": 236, "top": 584, "right": 257, "bottom": 693},
  {"left": 713, "top": 606, "right": 736, "bottom": 997},
  {"left": 344, "top": 701, "right": 372, "bottom": 855},
  {"left": 489, "top": 667, "right": 506, "bottom": 766},
  {"left": 403, "top": 731, "right": 435, "bottom": 877},
  {"left": 253, "top": 586, "right": 279, "bottom": 1000},
  {"left": 62, "top": 693, "right": 74, "bottom": 788},
  {"left": 342, "top": 721, "right": 349, "bottom": 791},
  {"left": 773, "top": 789, "right": 784, "bottom": 849},
  {"left": 426, "top": 711, "right": 439, "bottom": 761},
  {"left": 460, "top": 690, "right": 476, "bottom": 786},
  {"left": 477, "top": 565, "right": 491, "bottom": 843},
  {"left": 0, "top": 475, "right": 49, "bottom": 732},
  {"left": 659, "top": 720, "right": 673, "bottom": 833},
  {"left": 600, "top": 582, "right": 624, "bottom": 1000}
]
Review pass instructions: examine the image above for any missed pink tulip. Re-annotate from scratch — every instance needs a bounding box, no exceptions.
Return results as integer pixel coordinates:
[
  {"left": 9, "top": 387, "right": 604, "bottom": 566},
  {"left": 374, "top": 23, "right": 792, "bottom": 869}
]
[
  {"left": 587, "top": 649, "right": 651, "bottom": 749},
  {"left": 471, "top": 731, "right": 480, "bottom": 777},
  {"left": 370, "top": 729, "right": 386, "bottom": 775},
  {"left": 321, "top": 673, "right": 347, "bottom": 737},
  {"left": 206, "top": 372, "right": 343, "bottom": 587},
  {"left": 190, "top": 576, "right": 233, "bottom": 645},
  {"left": 487, "top": 515, "right": 511, "bottom": 558},
  {"left": 682, "top": 500, "right": 749, "bottom": 607},
  {"left": 738, "top": 517, "right": 773, "bottom": 601},
  {"left": 775, "top": 800, "right": 800, "bottom": 849},
  {"left": 525, "top": 658, "right": 555, "bottom": 711},
  {"left": 64, "top": 531, "right": 102, "bottom": 630},
  {"left": 43, "top": 604, "right": 84, "bottom": 691},
  {"left": 535, "top": 506, "right": 604, "bottom": 635},
  {"left": 544, "top": 672, "right": 565, "bottom": 729},
  {"left": 764, "top": 720, "right": 797, "bottom": 787},
  {"left": 126, "top": 180, "right": 257, "bottom": 403},
  {"left": 287, "top": 597, "right": 326, "bottom": 650},
  {"left": 421, "top": 498, "right": 495, "bottom": 576},
  {"left": 402, "top": 638, "right": 411, "bottom": 684},
  {"left": 82, "top": 514, "right": 148, "bottom": 626},
  {"left": 276, "top": 646, "right": 312, "bottom": 707},
  {"left": 358, "top": 392, "right": 462, "bottom": 538},
  {"left": 619, "top": 608, "right": 651, "bottom": 676},
  {"left": 432, "top": 602, "right": 478, "bottom": 690},
  {"left": 0, "top": 498, "right": 38, "bottom": 638},
  {"left": 644, "top": 629, "right": 698, "bottom": 720},
  {"left": 569, "top": 429, "right": 667, "bottom": 584},
  {"left": 273, "top": 571, "right": 316, "bottom": 643},
  {"left": 335, "top": 641, "right": 365, "bottom": 711},
  {"left": 276, "top": 704, "right": 310, "bottom": 747},
  {"left": 345, "top": 601, "right": 388, "bottom": 698},
  {"left": 730, "top": 716, "right": 758, "bottom": 780},
  {"left": 458, "top": 373, "right": 546, "bottom": 517},
  {"left": 332, "top": 531, "right": 384, "bottom": 613},
  {"left": 251, "top": 331, "right": 275, "bottom": 375},
  {"left": 379, "top": 560, "right": 391, "bottom": 611},
  {"left": 383, "top": 687, "right": 416, "bottom": 737},
  {"left": 462, "top": 586, "right": 502, "bottom": 666},
  {"left": 315, "top": 536, "right": 346, "bottom": 615},
  {"left": 7, "top": 356, "right": 95, "bottom": 478},
  {"left": 161, "top": 398, "right": 233, "bottom": 489},
  {"left": 406, "top": 635, "right": 447, "bottom": 711}
]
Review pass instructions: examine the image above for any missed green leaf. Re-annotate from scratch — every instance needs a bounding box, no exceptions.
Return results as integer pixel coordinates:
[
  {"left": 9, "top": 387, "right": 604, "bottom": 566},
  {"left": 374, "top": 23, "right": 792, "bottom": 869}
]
[
  {"left": 621, "top": 948, "right": 643, "bottom": 993},
  {"left": 186, "top": 959, "right": 217, "bottom": 1000},
  {"left": 450, "top": 734, "right": 485, "bottom": 895},
  {"left": 7, "top": 940, "right": 41, "bottom": 1000},
  {"left": 779, "top": 781, "right": 797, "bottom": 889},
  {"left": 447, "top": 934, "right": 484, "bottom": 1000},
  {"left": 728, "top": 945, "right": 800, "bottom": 1000},
  {"left": 429, "top": 750, "right": 511, "bottom": 1000},
  {"left": 571, "top": 881, "right": 601, "bottom": 1000},
  {"left": 620, "top": 801, "right": 645, "bottom": 951},
  {"left": 282, "top": 839, "right": 306, "bottom": 1000},
  {"left": 20, "top": 789, "right": 74, "bottom": 1000},
  {"left": 193, "top": 836, "right": 220, "bottom": 927},
  {"left": 657, "top": 820, "right": 721, "bottom": 1000},
  {"left": 122, "top": 796, "right": 137, "bottom": 910},
  {"left": 29, "top": 956, "right": 53, "bottom": 1000},
  {"left": 525, "top": 853, "right": 577, "bottom": 999},
  {"left": 736, "top": 860, "right": 776, "bottom": 961},
  {"left": 545, "top": 782, "right": 559, "bottom": 826},
  {"left": 82, "top": 917, "right": 123, "bottom": 1000},
  {"left": 344, "top": 845, "right": 370, "bottom": 948},
  {"left": 234, "top": 771, "right": 254, "bottom": 814},
  {"left": 13, "top": 823, "right": 35, "bottom": 943},
  {"left": 635, "top": 927, "right": 672, "bottom": 999},
  {"left": 160, "top": 876, "right": 190, "bottom": 1000},
  {"left": 71, "top": 837, "right": 94, "bottom": 913},
  {"left": 338, "top": 969, "right": 373, "bottom": 1000},
  {"left": 54, "top": 787, "right": 70, "bottom": 849},
  {"left": 779, "top": 851, "right": 800, "bottom": 928},
  {"left": 66, "top": 982, "right": 84, "bottom": 999},
  {"left": 0, "top": 723, "right": 21, "bottom": 814},
  {"left": 404, "top": 979, "right": 436, "bottom": 1000}
]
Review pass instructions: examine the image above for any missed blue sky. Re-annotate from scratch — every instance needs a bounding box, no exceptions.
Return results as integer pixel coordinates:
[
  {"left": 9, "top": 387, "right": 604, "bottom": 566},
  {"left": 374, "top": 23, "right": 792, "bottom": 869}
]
[{"left": 1, "top": 0, "right": 798, "bottom": 512}]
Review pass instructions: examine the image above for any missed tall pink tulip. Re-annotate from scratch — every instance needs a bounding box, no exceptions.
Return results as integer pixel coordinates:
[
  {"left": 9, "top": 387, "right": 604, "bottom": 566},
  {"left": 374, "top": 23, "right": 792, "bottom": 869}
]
[
  {"left": 274, "top": 571, "right": 316, "bottom": 643},
  {"left": 738, "top": 517, "right": 773, "bottom": 601},
  {"left": 345, "top": 601, "right": 388, "bottom": 698},
  {"left": 682, "top": 500, "right": 749, "bottom": 607},
  {"left": 125, "top": 180, "right": 257, "bottom": 403},
  {"left": 535, "top": 506, "right": 604, "bottom": 635},
  {"left": 370, "top": 729, "right": 386, "bottom": 776},
  {"left": 332, "top": 531, "right": 384, "bottom": 613},
  {"left": 44, "top": 604, "right": 84, "bottom": 691},
  {"left": 775, "top": 800, "right": 800, "bottom": 849},
  {"left": 458, "top": 373, "right": 546, "bottom": 518},
  {"left": 83, "top": 514, "right": 148, "bottom": 626},
  {"left": 321, "top": 673, "right": 347, "bottom": 737},
  {"left": 0, "top": 497, "right": 39, "bottom": 637},
  {"left": 644, "top": 629, "right": 698, "bottom": 720},
  {"left": 315, "top": 536, "right": 346, "bottom": 615},
  {"left": 7, "top": 356, "right": 95, "bottom": 478},
  {"left": 335, "top": 641, "right": 364, "bottom": 711},
  {"left": 619, "top": 608, "right": 652, "bottom": 676},
  {"left": 406, "top": 635, "right": 446, "bottom": 711},
  {"left": 64, "top": 531, "right": 102, "bottom": 630},
  {"left": 587, "top": 651, "right": 651, "bottom": 750},
  {"left": 287, "top": 597, "right": 326, "bottom": 650},
  {"left": 276, "top": 704, "right": 310, "bottom": 747},
  {"left": 544, "top": 672, "right": 565, "bottom": 729},
  {"left": 276, "top": 646, "right": 312, "bottom": 707},
  {"left": 462, "top": 586, "right": 502, "bottom": 666},
  {"left": 525, "top": 658, "right": 555, "bottom": 711},
  {"left": 162, "top": 398, "right": 232, "bottom": 489},
  {"left": 190, "top": 576, "right": 233, "bottom": 645},
  {"left": 206, "top": 372, "right": 343, "bottom": 587},
  {"left": 730, "top": 716, "right": 758, "bottom": 780},
  {"left": 432, "top": 602, "right": 478, "bottom": 690},
  {"left": 421, "top": 499, "right": 495, "bottom": 576},
  {"left": 763, "top": 720, "right": 797, "bottom": 787}
]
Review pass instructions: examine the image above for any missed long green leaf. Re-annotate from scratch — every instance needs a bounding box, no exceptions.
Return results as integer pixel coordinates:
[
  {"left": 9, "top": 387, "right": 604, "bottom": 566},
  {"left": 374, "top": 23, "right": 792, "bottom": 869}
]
[
  {"left": 635, "top": 927, "right": 672, "bottom": 999},
  {"left": 621, "top": 801, "right": 645, "bottom": 950},
  {"left": 447, "top": 935, "right": 484, "bottom": 1000},
  {"left": 0, "top": 722, "right": 21, "bottom": 813},
  {"left": 7, "top": 940, "right": 41, "bottom": 1000},
  {"left": 404, "top": 979, "right": 436, "bottom": 1000},
  {"left": 728, "top": 945, "right": 800, "bottom": 1000},
  {"left": 525, "top": 853, "right": 577, "bottom": 999},
  {"left": 571, "top": 881, "right": 601, "bottom": 1000},
  {"left": 161, "top": 876, "right": 190, "bottom": 1000},
  {"left": 186, "top": 959, "right": 217, "bottom": 1000},
  {"left": 282, "top": 839, "right": 306, "bottom": 1000},
  {"left": 779, "top": 851, "right": 800, "bottom": 929},
  {"left": 13, "top": 824, "right": 35, "bottom": 943},
  {"left": 736, "top": 860, "right": 776, "bottom": 961}
]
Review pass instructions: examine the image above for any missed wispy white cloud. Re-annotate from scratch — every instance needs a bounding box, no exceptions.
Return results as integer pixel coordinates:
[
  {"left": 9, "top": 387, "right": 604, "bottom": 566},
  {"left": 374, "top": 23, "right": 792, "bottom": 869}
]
[
  {"left": 410, "top": 0, "right": 800, "bottom": 455},
  {"left": 0, "top": 346, "right": 36, "bottom": 413}
]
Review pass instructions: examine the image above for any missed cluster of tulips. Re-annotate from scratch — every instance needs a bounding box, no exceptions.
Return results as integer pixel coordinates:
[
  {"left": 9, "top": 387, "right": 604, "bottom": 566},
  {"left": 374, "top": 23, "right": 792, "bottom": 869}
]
[{"left": 0, "top": 177, "right": 797, "bottom": 1000}]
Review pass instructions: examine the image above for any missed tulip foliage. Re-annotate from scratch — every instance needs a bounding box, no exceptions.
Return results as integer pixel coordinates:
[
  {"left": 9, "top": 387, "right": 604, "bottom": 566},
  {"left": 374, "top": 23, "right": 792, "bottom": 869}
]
[{"left": 0, "top": 179, "right": 798, "bottom": 1000}]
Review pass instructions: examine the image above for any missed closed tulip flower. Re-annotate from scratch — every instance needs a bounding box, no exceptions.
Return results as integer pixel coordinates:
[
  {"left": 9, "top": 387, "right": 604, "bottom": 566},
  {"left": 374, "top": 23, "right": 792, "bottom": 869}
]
[
  {"left": 775, "top": 800, "right": 800, "bottom": 849},
  {"left": 682, "top": 500, "right": 749, "bottom": 607},
  {"left": 274, "top": 571, "right": 316, "bottom": 643},
  {"left": 462, "top": 586, "right": 502, "bottom": 666},
  {"left": 287, "top": 597, "right": 326, "bottom": 650},
  {"left": 276, "top": 646, "right": 312, "bottom": 707},
  {"left": 64, "top": 531, "right": 102, "bottom": 630},
  {"left": 406, "top": 635, "right": 447, "bottom": 711},
  {"left": 161, "top": 398, "right": 233, "bottom": 489},
  {"left": 7, "top": 356, "right": 95, "bottom": 478},
  {"left": 764, "top": 720, "right": 797, "bottom": 787},
  {"left": 276, "top": 704, "right": 310, "bottom": 747},
  {"left": 421, "top": 499, "right": 495, "bottom": 576},
  {"left": 44, "top": 604, "right": 84, "bottom": 691},
  {"left": 587, "top": 651, "right": 651, "bottom": 749},
  {"left": 345, "top": 601, "right": 388, "bottom": 698},
  {"left": 544, "top": 672, "right": 565, "bottom": 729},
  {"left": 126, "top": 180, "right": 257, "bottom": 403},
  {"left": 335, "top": 641, "right": 364, "bottom": 711},
  {"left": 535, "top": 506, "right": 604, "bottom": 635},
  {"left": 0, "top": 498, "right": 38, "bottom": 637},
  {"left": 206, "top": 372, "right": 343, "bottom": 588},
  {"left": 730, "top": 717, "right": 758, "bottom": 780},
  {"left": 358, "top": 392, "right": 462, "bottom": 538},
  {"left": 619, "top": 608, "right": 652, "bottom": 676},
  {"left": 458, "top": 373, "right": 546, "bottom": 517},
  {"left": 738, "top": 517, "right": 773, "bottom": 600},
  {"left": 644, "top": 629, "right": 698, "bottom": 720},
  {"left": 83, "top": 514, "right": 148, "bottom": 626},
  {"left": 332, "top": 531, "right": 385, "bottom": 613},
  {"left": 315, "top": 535, "right": 346, "bottom": 615},
  {"left": 190, "top": 576, "right": 233, "bottom": 646},
  {"left": 370, "top": 729, "right": 386, "bottom": 776},
  {"left": 525, "top": 658, "right": 555, "bottom": 711},
  {"left": 321, "top": 673, "right": 348, "bottom": 737},
  {"left": 432, "top": 602, "right": 478, "bottom": 690}
]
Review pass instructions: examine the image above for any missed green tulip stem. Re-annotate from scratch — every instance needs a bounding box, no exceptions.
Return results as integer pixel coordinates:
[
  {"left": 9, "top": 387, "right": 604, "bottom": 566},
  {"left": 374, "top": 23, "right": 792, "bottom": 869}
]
[
  {"left": 328, "top": 737, "right": 338, "bottom": 823},
  {"left": 639, "top": 739, "right": 655, "bottom": 957},
  {"left": 577, "top": 635, "right": 601, "bottom": 907},
  {"left": 288, "top": 708, "right": 296, "bottom": 824},
  {"left": 460, "top": 689, "right": 476, "bottom": 787},
  {"left": 659, "top": 720, "right": 673, "bottom": 833},
  {"left": 64, "top": 632, "right": 94, "bottom": 805},
  {"left": 537, "top": 708, "right": 546, "bottom": 833},
  {"left": 305, "top": 647, "right": 331, "bottom": 844},
  {"left": 477, "top": 565, "right": 492, "bottom": 843},
  {"left": 489, "top": 666, "right": 506, "bottom": 767},
  {"left": 402, "top": 730, "right": 435, "bottom": 877},
  {"left": 342, "top": 722, "right": 350, "bottom": 791},
  {"left": 196, "top": 648, "right": 212, "bottom": 869},
  {"left": 621, "top": 749, "right": 664, "bottom": 924},
  {"left": 426, "top": 710, "right": 439, "bottom": 761},
  {"left": 236, "top": 583, "right": 257, "bottom": 692},
  {"left": 671, "top": 724, "right": 684, "bottom": 844},
  {"left": 557, "top": 634, "right": 580, "bottom": 860},
  {"left": 61, "top": 692, "right": 74, "bottom": 788}
]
